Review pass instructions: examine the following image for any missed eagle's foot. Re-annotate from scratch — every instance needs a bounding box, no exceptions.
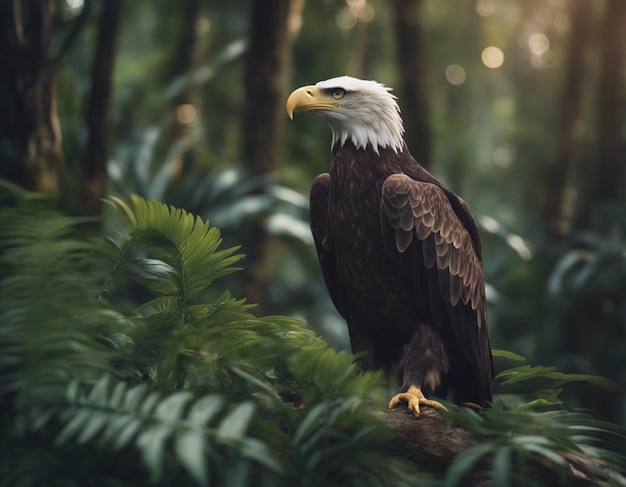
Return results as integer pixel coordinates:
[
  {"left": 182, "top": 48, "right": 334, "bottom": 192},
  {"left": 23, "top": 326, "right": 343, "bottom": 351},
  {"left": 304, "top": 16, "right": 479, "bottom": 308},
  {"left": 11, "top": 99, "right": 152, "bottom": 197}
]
[{"left": 388, "top": 385, "right": 446, "bottom": 417}]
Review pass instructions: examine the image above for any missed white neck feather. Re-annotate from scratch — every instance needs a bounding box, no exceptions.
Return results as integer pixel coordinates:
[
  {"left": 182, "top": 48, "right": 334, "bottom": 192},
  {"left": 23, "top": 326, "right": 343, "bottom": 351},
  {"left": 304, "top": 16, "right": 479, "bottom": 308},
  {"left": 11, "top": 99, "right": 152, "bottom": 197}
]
[{"left": 315, "top": 76, "right": 405, "bottom": 154}]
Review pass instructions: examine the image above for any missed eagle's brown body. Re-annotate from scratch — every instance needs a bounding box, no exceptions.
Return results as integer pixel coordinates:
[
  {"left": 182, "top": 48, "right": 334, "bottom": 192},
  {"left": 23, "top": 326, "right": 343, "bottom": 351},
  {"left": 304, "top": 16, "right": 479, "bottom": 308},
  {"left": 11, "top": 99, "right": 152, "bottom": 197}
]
[
  {"left": 287, "top": 76, "right": 494, "bottom": 412},
  {"left": 311, "top": 141, "right": 493, "bottom": 405}
]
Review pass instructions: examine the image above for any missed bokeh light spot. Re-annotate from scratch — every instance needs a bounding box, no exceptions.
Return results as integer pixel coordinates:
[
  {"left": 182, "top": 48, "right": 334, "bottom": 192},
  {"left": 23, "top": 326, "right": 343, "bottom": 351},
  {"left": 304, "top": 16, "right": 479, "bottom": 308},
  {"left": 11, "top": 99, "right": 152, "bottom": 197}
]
[
  {"left": 445, "top": 64, "right": 467, "bottom": 85},
  {"left": 528, "top": 33, "right": 550, "bottom": 56},
  {"left": 337, "top": 0, "right": 374, "bottom": 29},
  {"left": 337, "top": 8, "right": 357, "bottom": 29},
  {"left": 175, "top": 104, "right": 198, "bottom": 125},
  {"left": 475, "top": 0, "right": 495, "bottom": 17},
  {"left": 481, "top": 46, "right": 504, "bottom": 69}
]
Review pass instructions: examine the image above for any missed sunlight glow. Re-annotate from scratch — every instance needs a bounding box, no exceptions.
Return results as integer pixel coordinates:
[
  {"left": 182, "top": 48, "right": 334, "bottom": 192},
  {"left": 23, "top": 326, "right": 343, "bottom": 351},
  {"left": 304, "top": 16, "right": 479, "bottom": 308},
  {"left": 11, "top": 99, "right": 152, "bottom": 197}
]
[
  {"left": 481, "top": 46, "right": 504, "bottom": 69},
  {"left": 445, "top": 65, "right": 467, "bottom": 85}
]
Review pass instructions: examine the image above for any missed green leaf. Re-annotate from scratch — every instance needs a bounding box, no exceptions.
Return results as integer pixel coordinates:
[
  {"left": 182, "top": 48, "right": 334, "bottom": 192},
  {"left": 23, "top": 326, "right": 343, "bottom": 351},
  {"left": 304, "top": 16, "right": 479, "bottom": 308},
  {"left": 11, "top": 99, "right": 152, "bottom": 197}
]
[
  {"left": 230, "top": 365, "right": 278, "bottom": 397},
  {"left": 108, "top": 380, "right": 127, "bottom": 408},
  {"left": 141, "top": 391, "right": 162, "bottom": 414},
  {"left": 175, "top": 430, "right": 208, "bottom": 486},
  {"left": 123, "top": 383, "right": 148, "bottom": 410},
  {"left": 105, "top": 415, "right": 141, "bottom": 451},
  {"left": 294, "top": 402, "right": 328, "bottom": 446},
  {"left": 187, "top": 394, "right": 225, "bottom": 425},
  {"left": 137, "top": 423, "right": 172, "bottom": 481},
  {"left": 443, "top": 442, "right": 495, "bottom": 487},
  {"left": 496, "top": 365, "right": 619, "bottom": 392},
  {"left": 511, "top": 435, "right": 555, "bottom": 448},
  {"left": 522, "top": 443, "right": 566, "bottom": 468},
  {"left": 76, "top": 412, "right": 109, "bottom": 444},
  {"left": 217, "top": 401, "right": 256, "bottom": 440},
  {"left": 240, "top": 438, "right": 283, "bottom": 474},
  {"left": 55, "top": 409, "right": 91, "bottom": 446},
  {"left": 490, "top": 445, "right": 511, "bottom": 486},
  {"left": 154, "top": 391, "right": 194, "bottom": 421},
  {"left": 491, "top": 349, "right": 526, "bottom": 361},
  {"left": 104, "top": 196, "right": 136, "bottom": 230}
]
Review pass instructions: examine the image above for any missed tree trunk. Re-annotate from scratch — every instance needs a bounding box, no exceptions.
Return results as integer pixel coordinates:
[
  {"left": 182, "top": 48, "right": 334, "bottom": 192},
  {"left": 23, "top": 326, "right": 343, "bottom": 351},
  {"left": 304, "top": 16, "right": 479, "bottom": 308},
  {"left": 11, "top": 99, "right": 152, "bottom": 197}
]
[
  {"left": 79, "top": 0, "right": 123, "bottom": 217},
  {"left": 161, "top": 0, "right": 203, "bottom": 180},
  {"left": 168, "top": 0, "right": 203, "bottom": 111},
  {"left": 589, "top": 0, "right": 626, "bottom": 211},
  {"left": 243, "top": 0, "right": 293, "bottom": 176},
  {"left": 241, "top": 0, "right": 295, "bottom": 308},
  {"left": 0, "top": 0, "right": 63, "bottom": 193},
  {"left": 392, "top": 0, "right": 432, "bottom": 167},
  {"left": 543, "top": 0, "right": 594, "bottom": 240}
]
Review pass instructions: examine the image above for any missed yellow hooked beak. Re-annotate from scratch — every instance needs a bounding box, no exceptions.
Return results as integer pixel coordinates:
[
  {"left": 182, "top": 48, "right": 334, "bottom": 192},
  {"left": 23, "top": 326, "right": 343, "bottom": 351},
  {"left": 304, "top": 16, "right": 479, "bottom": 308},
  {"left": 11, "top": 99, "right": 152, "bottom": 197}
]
[{"left": 286, "top": 85, "right": 341, "bottom": 120}]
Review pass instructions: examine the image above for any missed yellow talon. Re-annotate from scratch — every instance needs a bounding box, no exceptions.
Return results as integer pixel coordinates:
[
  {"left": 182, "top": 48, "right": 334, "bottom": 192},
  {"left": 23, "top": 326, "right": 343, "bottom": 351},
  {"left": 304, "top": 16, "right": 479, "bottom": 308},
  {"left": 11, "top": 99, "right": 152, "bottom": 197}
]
[{"left": 388, "top": 385, "right": 447, "bottom": 417}]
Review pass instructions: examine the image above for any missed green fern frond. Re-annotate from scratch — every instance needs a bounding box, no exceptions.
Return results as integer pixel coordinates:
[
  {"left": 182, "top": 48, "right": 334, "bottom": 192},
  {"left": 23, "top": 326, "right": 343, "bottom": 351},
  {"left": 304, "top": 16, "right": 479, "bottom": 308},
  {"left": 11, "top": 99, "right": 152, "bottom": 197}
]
[
  {"left": 496, "top": 364, "right": 619, "bottom": 394},
  {"left": 98, "top": 195, "right": 426, "bottom": 485},
  {"left": 103, "top": 195, "right": 243, "bottom": 303},
  {"left": 441, "top": 357, "right": 626, "bottom": 486},
  {"left": 0, "top": 205, "right": 122, "bottom": 406},
  {"left": 55, "top": 375, "right": 282, "bottom": 486},
  {"left": 443, "top": 402, "right": 626, "bottom": 486}
]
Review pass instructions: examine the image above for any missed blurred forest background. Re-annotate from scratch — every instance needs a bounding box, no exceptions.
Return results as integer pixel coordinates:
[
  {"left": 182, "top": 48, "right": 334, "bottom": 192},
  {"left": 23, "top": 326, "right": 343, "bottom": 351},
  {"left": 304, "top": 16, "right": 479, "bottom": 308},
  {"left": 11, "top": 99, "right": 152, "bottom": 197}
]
[{"left": 1, "top": 0, "right": 625, "bottom": 428}]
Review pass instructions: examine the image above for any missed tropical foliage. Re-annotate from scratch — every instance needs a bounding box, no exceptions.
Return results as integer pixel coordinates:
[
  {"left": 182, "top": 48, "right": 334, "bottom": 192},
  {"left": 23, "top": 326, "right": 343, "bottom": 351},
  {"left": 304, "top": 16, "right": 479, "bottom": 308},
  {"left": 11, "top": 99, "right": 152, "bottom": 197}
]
[
  {"left": 1, "top": 186, "right": 624, "bottom": 486},
  {"left": 3, "top": 0, "right": 625, "bottom": 423},
  {"left": 0, "top": 185, "right": 424, "bottom": 486},
  {"left": 442, "top": 352, "right": 625, "bottom": 486}
]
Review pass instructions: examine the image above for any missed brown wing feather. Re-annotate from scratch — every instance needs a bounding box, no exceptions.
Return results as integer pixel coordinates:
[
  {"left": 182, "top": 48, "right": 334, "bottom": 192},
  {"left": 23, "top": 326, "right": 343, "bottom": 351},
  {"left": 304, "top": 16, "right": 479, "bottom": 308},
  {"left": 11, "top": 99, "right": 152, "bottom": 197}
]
[
  {"left": 381, "top": 173, "right": 493, "bottom": 402},
  {"left": 310, "top": 173, "right": 348, "bottom": 319}
]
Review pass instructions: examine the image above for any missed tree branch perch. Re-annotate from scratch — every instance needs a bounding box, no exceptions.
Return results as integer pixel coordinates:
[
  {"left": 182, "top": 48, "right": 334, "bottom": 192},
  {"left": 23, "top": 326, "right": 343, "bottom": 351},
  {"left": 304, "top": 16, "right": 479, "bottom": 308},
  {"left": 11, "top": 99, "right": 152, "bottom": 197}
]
[{"left": 380, "top": 408, "right": 621, "bottom": 486}]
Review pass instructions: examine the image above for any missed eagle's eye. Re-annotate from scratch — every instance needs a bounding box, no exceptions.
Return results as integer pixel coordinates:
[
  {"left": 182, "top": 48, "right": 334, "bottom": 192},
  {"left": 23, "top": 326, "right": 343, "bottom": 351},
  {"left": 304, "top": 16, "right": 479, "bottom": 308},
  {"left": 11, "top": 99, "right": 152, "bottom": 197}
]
[{"left": 331, "top": 88, "right": 345, "bottom": 99}]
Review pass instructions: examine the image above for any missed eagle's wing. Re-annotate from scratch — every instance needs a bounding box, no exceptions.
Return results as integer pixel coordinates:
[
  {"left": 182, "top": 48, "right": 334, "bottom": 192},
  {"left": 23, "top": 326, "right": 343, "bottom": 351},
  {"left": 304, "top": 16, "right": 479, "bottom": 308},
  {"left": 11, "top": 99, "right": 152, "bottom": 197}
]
[
  {"left": 380, "top": 173, "right": 493, "bottom": 403},
  {"left": 310, "top": 173, "right": 348, "bottom": 319}
]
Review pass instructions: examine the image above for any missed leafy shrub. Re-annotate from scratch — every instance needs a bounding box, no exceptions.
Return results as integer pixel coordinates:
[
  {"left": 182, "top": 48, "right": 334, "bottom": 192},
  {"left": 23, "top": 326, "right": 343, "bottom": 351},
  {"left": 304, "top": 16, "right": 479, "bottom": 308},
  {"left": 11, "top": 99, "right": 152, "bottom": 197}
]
[
  {"left": 0, "top": 185, "right": 425, "bottom": 486},
  {"left": 441, "top": 350, "right": 625, "bottom": 486}
]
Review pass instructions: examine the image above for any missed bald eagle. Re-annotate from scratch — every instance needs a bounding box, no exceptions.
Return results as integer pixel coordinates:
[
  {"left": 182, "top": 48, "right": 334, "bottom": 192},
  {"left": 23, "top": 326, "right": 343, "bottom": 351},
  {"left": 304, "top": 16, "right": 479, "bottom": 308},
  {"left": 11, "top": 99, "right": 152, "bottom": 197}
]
[{"left": 286, "top": 76, "right": 493, "bottom": 416}]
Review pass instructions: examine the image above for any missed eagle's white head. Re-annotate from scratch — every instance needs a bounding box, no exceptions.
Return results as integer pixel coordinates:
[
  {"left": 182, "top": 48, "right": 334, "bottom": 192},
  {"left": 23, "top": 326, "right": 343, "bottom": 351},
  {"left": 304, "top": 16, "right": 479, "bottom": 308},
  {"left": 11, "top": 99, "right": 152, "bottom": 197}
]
[{"left": 286, "top": 76, "right": 405, "bottom": 154}]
